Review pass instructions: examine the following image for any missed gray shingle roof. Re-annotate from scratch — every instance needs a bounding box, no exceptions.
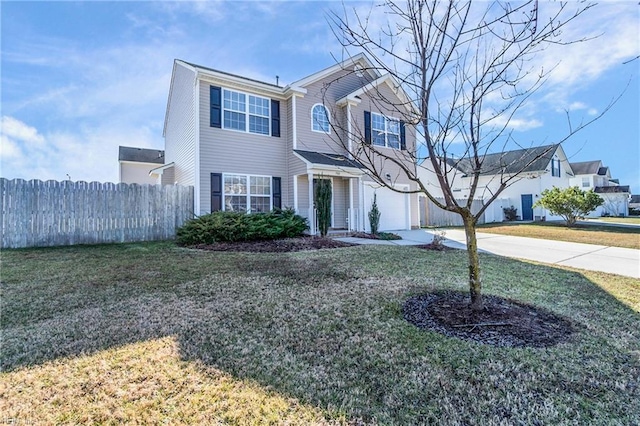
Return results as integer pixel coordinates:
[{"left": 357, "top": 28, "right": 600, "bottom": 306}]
[
  {"left": 180, "top": 60, "right": 282, "bottom": 88},
  {"left": 444, "top": 144, "right": 559, "bottom": 176},
  {"left": 294, "top": 150, "right": 364, "bottom": 169},
  {"left": 119, "top": 146, "right": 164, "bottom": 164},
  {"left": 594, "top": 186, "right": 630, "bottom": 194},
  {"left": 569, "top": 160, "right": 602, "bottom": 175}
]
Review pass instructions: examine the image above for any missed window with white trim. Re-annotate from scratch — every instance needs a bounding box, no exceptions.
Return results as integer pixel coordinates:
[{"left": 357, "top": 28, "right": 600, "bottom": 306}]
[
  {"left": 551, "top": 156, "right": 561, "bottom": 177},
  {"left": 223, "top": 89, "right": 270, "bottom": 135},
  {"left": 223, "top": 174, "right": 272, "bottom": 213},
  {"left": 311, "top": 104, "right": 330, "bottom": 133},
  {"left": 582, "top": 177, "right": 590, "bottom": 188},
  {"left": 372, "top": 112, "right": 400, "bottom": 149}
]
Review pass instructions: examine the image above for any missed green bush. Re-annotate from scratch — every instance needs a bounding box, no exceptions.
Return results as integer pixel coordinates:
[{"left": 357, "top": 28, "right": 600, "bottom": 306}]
[
  {"left": 176, "top": 208, "right": 308, "bottom": 245},
  {"left": 368, "top": 193, "right": 381, "bottom": 235}
]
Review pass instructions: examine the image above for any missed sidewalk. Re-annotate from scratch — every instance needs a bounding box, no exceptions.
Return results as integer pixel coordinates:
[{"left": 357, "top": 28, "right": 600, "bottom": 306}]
[{"left": 336, "top": 229, "right": 640, "bottom": 279}]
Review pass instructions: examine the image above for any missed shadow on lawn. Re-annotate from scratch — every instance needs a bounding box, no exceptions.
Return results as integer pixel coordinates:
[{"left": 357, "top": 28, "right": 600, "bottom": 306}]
[{"left": 2, "top": 242, "right": 639, "bottom": 423}]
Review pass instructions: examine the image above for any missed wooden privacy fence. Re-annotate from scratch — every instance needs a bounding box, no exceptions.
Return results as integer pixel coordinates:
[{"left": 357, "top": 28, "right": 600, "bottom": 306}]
[
  {"left": 419, "top": 196, "right": 486, "bottom": 227},
  {"left": 1, "top": 178, "right": 194, "bottom": 249}
]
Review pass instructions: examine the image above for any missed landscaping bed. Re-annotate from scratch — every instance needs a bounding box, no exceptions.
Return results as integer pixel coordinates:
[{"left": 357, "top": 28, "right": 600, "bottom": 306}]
[{"left": 192, "top": 236, "right": 355, "bottom": 252}]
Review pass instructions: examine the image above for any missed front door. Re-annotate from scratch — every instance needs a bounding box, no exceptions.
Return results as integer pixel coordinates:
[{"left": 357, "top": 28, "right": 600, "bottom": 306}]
[{"left": 521, "top": 194, "right": 533, "bottom": 221}]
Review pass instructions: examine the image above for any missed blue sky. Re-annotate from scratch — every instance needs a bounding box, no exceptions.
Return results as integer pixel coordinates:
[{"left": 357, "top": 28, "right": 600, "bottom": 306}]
[{"left": 1, "top": 1, "right": 638, "bottom": 193}]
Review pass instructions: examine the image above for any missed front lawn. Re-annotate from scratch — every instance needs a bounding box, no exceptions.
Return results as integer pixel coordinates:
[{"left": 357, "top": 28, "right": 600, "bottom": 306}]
[
  {"left": 476, "top": 221, "right": 640, "bottom": 249},
  {"left": 1, "top": 242, "right": 638, "bottom": 424},
  {"left": 589, "top": 216, "right": 640, "bottom": 225}
]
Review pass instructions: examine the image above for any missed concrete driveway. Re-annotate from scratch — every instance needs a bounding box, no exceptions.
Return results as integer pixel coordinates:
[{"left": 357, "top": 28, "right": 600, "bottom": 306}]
[{"left": 337, "top": 229, "right": 640, "bottom": 279}]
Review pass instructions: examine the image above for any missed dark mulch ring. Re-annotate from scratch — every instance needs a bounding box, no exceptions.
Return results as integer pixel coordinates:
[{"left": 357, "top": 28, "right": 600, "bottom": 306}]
[
  {"left": 191, "top": 236, "right": 356, "bottom": 253},
  {"left": 415, "top": 243, "right": 452, "bottom": 251},
  {"left": 403, "top": 291, "right": 575, "bottom": 348}
]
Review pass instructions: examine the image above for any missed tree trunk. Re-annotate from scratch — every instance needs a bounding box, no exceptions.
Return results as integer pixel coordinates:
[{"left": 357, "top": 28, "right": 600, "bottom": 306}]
[{"left": 462, "top": 213, "right": 483, "bottom": 311}]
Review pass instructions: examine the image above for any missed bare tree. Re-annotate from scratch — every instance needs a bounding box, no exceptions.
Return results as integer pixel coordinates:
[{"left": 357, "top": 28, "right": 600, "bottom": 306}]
[{"left": 326, "top": 0, "right": 609, "bottom": 310}]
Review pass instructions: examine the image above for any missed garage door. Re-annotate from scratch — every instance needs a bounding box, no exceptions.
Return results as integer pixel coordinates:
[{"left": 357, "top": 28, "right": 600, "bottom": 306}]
[{"left": 363, "top": 182, "right": 410, "bottom": 232}]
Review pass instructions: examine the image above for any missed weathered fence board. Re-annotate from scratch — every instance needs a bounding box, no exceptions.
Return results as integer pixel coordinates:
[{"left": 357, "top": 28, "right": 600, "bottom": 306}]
[
  {"left": 0, "top": 178, "right": 194, "bottom": 249},
  {"left": 420, "top": 197, "right": 486, "bottom": 227}
]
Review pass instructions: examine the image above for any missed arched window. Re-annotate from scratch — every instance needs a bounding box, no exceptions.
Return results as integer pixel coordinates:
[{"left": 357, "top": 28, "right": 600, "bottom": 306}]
[{"left": 311, "top": 104, "right": 330, "bottom": 133}]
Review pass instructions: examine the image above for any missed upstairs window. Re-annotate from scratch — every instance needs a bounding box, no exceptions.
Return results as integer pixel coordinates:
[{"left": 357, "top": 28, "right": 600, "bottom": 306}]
[
  {"left": 582, "top": 177, "right": 590, "bottom": 187},
  {"left": 312, "top": 104, "right": 330, "bottom": 133},
  {"left": 551, "top": 156, "right": 561, "bottom": 177},
  {"left": 371, "top": 112, "right": 400, "bottom": 149},
  {"left": 222, "top": 89, "right": 270, "bottom": 135}
]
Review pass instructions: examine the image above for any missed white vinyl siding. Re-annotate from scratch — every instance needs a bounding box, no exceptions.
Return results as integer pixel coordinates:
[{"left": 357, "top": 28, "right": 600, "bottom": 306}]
[{"left": 223, "top": 88, "right": 270, "bottom": 135}]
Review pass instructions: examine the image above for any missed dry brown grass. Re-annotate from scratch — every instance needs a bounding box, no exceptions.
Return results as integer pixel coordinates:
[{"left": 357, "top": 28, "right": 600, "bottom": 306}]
[
  {"left": 1, "top": 242, "right": 639, "bottom": 424},
  {"left": 0, "top": 337, "right": 334, "bottom": 425},
  {"left": 477, "top": 222, "right": 640, "bottom": 249}
]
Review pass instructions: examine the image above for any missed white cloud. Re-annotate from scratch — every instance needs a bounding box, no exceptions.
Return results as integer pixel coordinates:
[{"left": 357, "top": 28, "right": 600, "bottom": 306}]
[{"left": 1, "top": 116, "right": 45, "bottom": 145}]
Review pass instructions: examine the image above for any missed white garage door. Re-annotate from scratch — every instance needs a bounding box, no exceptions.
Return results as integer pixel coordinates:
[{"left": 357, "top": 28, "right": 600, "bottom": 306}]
[{"left": 363, "top": 182, "right": 410, "bottom": 232}]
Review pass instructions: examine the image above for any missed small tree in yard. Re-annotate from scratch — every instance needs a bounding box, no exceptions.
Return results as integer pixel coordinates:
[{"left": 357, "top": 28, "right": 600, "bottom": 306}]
[
  {"left": 535, "top": 187, "right": 603, "bottom": 227},
  {"left": 315, "top": 178, "right": 332, "bottom": 237},
  {"left": 328, "top": 0, "right": 611, "bottom": 310},
  {"left": 368, "top": 193, "right": 381, "bottom": 235}
]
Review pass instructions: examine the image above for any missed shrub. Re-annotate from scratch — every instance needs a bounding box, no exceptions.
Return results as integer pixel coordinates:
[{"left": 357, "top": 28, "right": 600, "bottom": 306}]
[
  {"left": 503, "top": 205, "right": 518, "bottom": 221},
  {"left": 368, "top": 193, "right": 381, "bottom": 235},
  {"left": 176, "top": 208, "right": 308, "bottom": 245},
  {"left": 534, "top": 186, "right": 604, "bottom": 227},
  {"left": 315, "top": 178, "right": 332, "bottom": 237}
]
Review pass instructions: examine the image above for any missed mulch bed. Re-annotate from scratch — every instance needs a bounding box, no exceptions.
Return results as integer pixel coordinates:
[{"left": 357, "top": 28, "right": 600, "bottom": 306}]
[
  {"left": 415, "top": 243, "right": 453, "bottom": 251},
  {"left": 191, "top": 236, "right": 356, "bottom": 253},
  {"left": 403, "top": 291, "right": 575, "bottom": 348}
]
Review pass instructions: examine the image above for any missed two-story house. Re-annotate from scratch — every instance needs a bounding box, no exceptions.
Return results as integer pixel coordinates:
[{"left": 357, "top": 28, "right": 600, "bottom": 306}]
[
  {"left": 569, "top": 160, "right": 630, "bottom": 217},
  {"left": 154, "top": 54, "right": 420, "bottom": 233}
]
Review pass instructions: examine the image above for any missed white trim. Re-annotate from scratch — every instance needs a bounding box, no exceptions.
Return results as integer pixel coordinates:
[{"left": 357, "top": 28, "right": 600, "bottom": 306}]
[
  {"left": 348, "top": 177, "right": 354, "bottom": 231},
  {"left": 149, "top": 162, "right": 175, "bottom": 176},
  {"left": 308, "top": 173, "right": 315, "bottom": 235},
  {"left": 336, "top": 73, "right": 418, "bottom": 116},
  {"left": 346, "top": 103, "right": 353, "bottom": 159},
  {"left": 310, "top": 103, "right": 331, "bottom": 134},
  {"left": 293, "top": 175, "right": 299, "bottom": 213},
  {"left": 292, "top": 151, "right": 364, "bottom": 176},
  {"left": 289, "top": 53, "right": 380, "bottom": 88},
  {"left": 222, "top": 173, "right": 273, "bottom": 213},
  {"left": 195, "top": 78, "right": 201, "bottom": 215},
  {"left": 221, "top": 87, "right": 271, "bottom": 136},
  {"left": 292, "top": 95, "right": 298, "bottom": 150}
]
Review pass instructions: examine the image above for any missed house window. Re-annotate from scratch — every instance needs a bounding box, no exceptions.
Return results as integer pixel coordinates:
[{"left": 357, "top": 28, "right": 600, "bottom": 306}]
[
  {"left": 551, "top": 157, "right": 561, "bottom": 177},
  {"left": 223, "top": 174, "right": 272, "bottom": 212},
  {"left": 311, "top": 104, "right": 330, "bottom": 133},
  {"left": 223, "top": 89, "right": 270, "bottom": 135},
  {"left": 582, "top": 177, "right": 590, "bottom": 188},
  {"left": 372, "top": 112, "right": 400, "bottom": 149}
]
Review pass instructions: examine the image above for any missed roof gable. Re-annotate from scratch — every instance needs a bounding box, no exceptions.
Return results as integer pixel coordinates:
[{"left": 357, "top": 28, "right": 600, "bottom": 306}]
[
  {"left": 569, "top": 160, "right": 602, "bottom": 175},
  {"left": 444, "top": 144, "right": 562, "bottom": 176},
  {"left": 289, "top": 53, "right": 380, "bottom": 89},
  {"left": 336, "top": 73, "right": 418, "bottom": 115}
]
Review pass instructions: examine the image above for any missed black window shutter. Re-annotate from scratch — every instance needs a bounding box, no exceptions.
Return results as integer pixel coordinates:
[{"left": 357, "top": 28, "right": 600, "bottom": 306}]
[
  {"left": 272, "top": 177, "right": 281, "bottom": 210},
  {"left": 400, "top": 121, "right": 406, "bottom": 150},
  {"left": 271, "top": 100, "right": 280, "bottom": 137},
  {"left": 211, "top": 173, "right": 222, "bottom": 212},
  {"left": 210, "top": 86, "right": 222, "bottom": 128},
  {"left": 364, "top": 111, "right": 371, "bottom": 145}
]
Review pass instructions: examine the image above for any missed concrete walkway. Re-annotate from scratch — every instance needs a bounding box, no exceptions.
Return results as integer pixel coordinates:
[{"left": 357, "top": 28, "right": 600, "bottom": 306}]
[{"left": 336, "top": 229, "right": 640, "bottom": 279}]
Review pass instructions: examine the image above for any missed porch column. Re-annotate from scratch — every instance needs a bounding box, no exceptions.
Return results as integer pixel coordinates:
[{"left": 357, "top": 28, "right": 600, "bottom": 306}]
[
  {"left": 293, "top": 175, "right": 298, "bottom": 214},
  {"left": 308, "top": 172, "right": 315, "bottom": 235},
  {"left": 358, "top": 176, "right": 365, "bottom": 232},
  {"left": 348, "top": 177, "right": 354, "bottom": 231}
]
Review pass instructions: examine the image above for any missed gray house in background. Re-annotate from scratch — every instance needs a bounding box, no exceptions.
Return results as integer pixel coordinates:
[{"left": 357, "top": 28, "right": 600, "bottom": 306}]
[{"left": 154, "top": 54, "right": 420, "bottom": 234}]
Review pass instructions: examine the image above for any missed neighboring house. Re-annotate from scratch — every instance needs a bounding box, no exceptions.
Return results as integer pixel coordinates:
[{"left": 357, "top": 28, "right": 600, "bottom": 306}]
[
  {"left": 118, "top": 146, "right": 164, "bottom": 185},
  {"left": 155, "top": 54, "right": 419, "bottom": 233},
  {"left": 569, "top": 160, "right": 630, "bottom": 217},
  {"left": 629, "top": 195, "right": 640, "bottom": 215},
  {"left": 418, "top": 144, "right": 575, "bottom": 223}
]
